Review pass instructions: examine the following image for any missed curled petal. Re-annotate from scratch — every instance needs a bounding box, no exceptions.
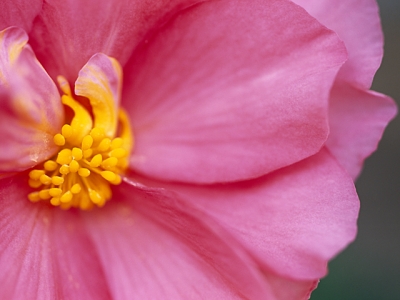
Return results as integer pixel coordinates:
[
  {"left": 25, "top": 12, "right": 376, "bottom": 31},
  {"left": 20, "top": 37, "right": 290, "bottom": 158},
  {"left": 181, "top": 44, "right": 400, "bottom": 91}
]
[
  {"left": 75, "top": 53, "right": 122, "bottom": 138},
  {"left": 292, "top": 0, "right": 384, "bottom": 88},
  {"left": 0, "top": 27, "right": 63, "bottom": 173},
  {"left": 326, "top": 83, "right": 397, "bottom": 179}
]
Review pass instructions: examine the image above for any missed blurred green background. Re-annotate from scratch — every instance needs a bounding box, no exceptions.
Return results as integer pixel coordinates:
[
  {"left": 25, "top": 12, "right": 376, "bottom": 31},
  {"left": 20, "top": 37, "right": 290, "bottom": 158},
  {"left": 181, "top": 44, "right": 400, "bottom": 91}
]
[{"left": 312, "top": 1, "right": 400, "bottom": 299}]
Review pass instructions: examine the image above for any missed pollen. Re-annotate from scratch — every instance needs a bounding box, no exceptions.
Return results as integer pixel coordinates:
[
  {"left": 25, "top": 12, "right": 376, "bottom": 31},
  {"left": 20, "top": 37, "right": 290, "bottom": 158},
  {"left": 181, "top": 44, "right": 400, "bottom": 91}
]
[{"left": 28, "top": 76, "right": 133, "bottom": 210}]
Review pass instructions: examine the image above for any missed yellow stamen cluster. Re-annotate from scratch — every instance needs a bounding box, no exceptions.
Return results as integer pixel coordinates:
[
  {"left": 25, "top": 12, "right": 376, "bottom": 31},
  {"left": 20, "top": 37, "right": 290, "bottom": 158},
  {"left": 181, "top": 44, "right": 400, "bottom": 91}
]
[{"left": 28, "top": 77, "right": 132, "bottom": 210}]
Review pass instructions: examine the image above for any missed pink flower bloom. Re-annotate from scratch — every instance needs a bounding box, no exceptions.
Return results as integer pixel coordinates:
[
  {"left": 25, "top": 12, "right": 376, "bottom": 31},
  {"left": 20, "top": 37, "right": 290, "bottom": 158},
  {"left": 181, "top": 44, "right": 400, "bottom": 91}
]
[{"left": 0, "top": 0, "right": 396, "bottom": 299}]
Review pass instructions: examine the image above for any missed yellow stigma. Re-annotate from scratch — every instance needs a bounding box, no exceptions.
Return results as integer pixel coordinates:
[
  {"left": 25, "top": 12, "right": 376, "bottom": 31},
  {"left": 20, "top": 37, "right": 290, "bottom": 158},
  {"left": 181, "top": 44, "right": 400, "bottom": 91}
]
[{"left": 28, "top": 76, "right": 132, "bottom": 210}]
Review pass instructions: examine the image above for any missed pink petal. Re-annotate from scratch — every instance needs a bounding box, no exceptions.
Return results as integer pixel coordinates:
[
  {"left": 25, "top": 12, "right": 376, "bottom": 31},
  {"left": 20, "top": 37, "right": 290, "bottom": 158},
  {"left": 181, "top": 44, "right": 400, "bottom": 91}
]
[
  {"left": 83, "top": 181, "right": 274, "bottom": 299},
  {"left": 326, "top": 83, "right": 397, "bottom": 179},
  {"left": 292, "top": 0, "right": 384, "bottom": 89},
  {"left": 264, "top": 274, "right": 318, "bottom": 300},
  {"left": 124, "top": 0, "right": 347, "bottom": 183},
  {"left": 75, "top": 53, "right": 122, "bottom": 138},
  {"left": 0, "top": 1, "right": 42, "bottom": 32},
  {"left": 29, "top": 0, "right": 207, "bottom": 82},
  {"left": 0, "top": 174, "right": 111, "bottom": 299},
  {"left": 0, "top": 27, "right": 63, "bottom": 173},
  {"left": 155, "top": 148, "right": 359, "bottom": 280}
]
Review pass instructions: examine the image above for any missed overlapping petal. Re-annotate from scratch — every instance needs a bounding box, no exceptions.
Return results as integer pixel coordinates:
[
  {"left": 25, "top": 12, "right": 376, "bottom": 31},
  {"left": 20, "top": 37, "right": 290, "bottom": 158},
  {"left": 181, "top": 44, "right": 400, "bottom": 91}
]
[
  {"left": 326, "top": 84, "right": 397, "bottom": 178},
  {"left": 292, "top": 0, "right": 384, "bottom": 88},
  {"left": 156, "top": 148, "right": 359, "bottom": 279},
  {"left": 123, "top": 0, "right": 347, "bottom": 184},
  {"left": 29, "top": 0, "right": 208, "bottom": 82},
  {"left": 0, "top": 0, "right": 42, "bottom": 33},
  {"left": 83, "top": 182, "right": 274, "bottom": 299},
  {"left": 0, "top": 174, "right": 111, "bottom": 299},
  {"left": 0, "top": 27, "right": 63, "bottom": 173}
]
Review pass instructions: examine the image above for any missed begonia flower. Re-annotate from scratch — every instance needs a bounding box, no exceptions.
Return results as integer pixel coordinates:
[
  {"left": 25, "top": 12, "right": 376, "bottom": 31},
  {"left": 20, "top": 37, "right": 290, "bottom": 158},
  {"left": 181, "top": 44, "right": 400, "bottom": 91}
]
[{"left": 0, "top": 0, "right": 396, "bottom": 299}]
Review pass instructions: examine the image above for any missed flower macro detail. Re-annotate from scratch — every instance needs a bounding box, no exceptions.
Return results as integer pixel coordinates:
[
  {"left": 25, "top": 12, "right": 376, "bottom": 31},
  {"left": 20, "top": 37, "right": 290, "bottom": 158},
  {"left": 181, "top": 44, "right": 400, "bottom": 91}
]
[
  {"left": 0, "top": 0, "right": 396, "bottom": 299},
  {"left": 28, "top": 65, "right": 132, "bottom": 210}
]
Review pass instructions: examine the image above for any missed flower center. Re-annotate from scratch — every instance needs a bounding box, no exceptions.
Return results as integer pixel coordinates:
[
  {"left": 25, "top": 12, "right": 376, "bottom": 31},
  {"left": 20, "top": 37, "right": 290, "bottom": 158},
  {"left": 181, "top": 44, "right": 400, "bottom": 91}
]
[{"left": 27, "top": 76, "right": 132, "bottom": 210}]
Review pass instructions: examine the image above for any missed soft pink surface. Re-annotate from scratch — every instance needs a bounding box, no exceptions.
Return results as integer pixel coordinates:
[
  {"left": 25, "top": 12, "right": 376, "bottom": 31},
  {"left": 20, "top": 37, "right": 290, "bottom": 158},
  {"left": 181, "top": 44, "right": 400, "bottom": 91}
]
[
  {"left": 154, "top": 149, "right": 359, "bottom": 279},
  {"left": 0, "top": 0, "right": 392, "bottom": 298},
  {"left": 29, "top": 0, "right": 207, "bottom": 83},
  {"left": 264, "top": 274, "right": 318, "bottom": 300},
  {"left": 326, "top": 84, "right": 397, "bottom": 178},
  {"left": 0, "top": 0, "right": 42, "bottom": 32},
  {"left": 0, "top": 27, "right": 62, "bottom": 173},
  {"left": 292, "top": 0, "right": 397, "bottom": 178},
  {"left": 292, "top": 0, "right": 383, "bottom": 88},
  {"left": 0, "top": 174, "right": 111, "bottom": 300},
  {"left": 124, "top": 0, "right": 347, "bottom": 184},
  {"left": 83, "top": 181, "right": 274, "bottom": 299}
]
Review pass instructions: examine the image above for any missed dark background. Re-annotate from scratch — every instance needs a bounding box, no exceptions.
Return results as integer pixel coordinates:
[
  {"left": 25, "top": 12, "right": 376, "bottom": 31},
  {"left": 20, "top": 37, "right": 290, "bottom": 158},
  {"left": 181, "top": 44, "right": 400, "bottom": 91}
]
[{"left": 312, "top": 1, "right": 400, "bottom": 299}]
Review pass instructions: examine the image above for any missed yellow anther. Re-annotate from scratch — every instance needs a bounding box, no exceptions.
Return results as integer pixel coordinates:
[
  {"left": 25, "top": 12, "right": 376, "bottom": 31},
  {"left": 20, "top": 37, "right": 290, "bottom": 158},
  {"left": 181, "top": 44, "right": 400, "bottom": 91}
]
[
  {"left": 97, "top": 138, "right": 111, "bottom": 152},
  {"left": 70, "top": 183, "right": 82, "bottom": 194},
  {"left": 62, "top": 124, "right": 73, "bottom": 139},
  {"left": 29, "top": 170, "right": 45, "bottom": 180},
  {"left": 111, "top": 174, "right": 122, "bottom": 185},
  {"left": 39, "top": 189, "right": 51, "bottom": 200},
  {"left": 40, "top": 174, "right": 52, "bottom": 185},
  {"left": 28, "top": 192, "right": 40, "bottom": 202},
  {"left": 53, "top": 133, "right": 65, "bottom": 146},
  {"left": 79, "top": 198, "right": 92, "bottom": 210},
  {"left": 72, "top": 148, "right": 83, "bottom": 160},
  {"left": 60, "top": 164, "right": 70, "bottom": 175},
  {"left": 83, "top": 149, "right": 93, "bottom": 158},
  {"left": 90, "top": 154, "right": 103, "bottom": 168},
  {"left": 28, "top": 66, "right": 132, "bottom": 210},
  {"left": 69, "top": 160, "right": 80, "bottom": 173},
  {"left": 51, "top": 176, "right": 64, "bottom": 185},
  {"left": 56, "top": 149, "right": 72, "bottom": 165},
  {"left": 49, "top": 188, "right": 62, "bottom": 197},
  {"left": 82, "top": 135, "right": 93, "bottom": 150},
  {"left": 110, "top": 148, "right": 127, "bottom": 159},
  {"left": 100, "top": 171, "right": 116, "bottom": 182},
  {"left": 78, "top": 168, "right": 90, "bottom": 177},
  {"left": 90, "top": 127, "right": 105, "bottom": 142},
  {"left": 28, "top": 179, "right": 42, "bottom": 188},
  {"left": 111, "top": 137, "right": 123, "bottom": 149},
  {"left": 89, "top": 190, "right": 103, "bottom": 204},
  {"left": 101, "top": 157, "right": 118, "bottom": 168},
  {"left": 50, "top": 197, "right": 61, "bottom": 206},
  {"left": 44, "top": 160, "right": 58, "bottom": 171},
  {"left": 60, "top": 191, "right": 73, "bottom": 203}
]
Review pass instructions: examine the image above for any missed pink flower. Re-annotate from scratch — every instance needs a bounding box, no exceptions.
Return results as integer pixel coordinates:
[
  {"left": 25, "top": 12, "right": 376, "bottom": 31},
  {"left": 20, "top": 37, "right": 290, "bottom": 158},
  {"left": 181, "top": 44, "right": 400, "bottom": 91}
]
[{"left": 0, "top": 0, "right": 396, "bottom": 299}]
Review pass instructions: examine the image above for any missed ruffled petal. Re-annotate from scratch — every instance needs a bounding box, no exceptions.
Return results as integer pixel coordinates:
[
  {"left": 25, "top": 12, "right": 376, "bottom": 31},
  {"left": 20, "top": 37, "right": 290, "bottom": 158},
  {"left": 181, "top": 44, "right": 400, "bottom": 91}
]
[
  {"left": 75, "top": 53, "right": 122, "bottom": 138},
  {"left": 83, "top": 181, "right": 274, "bottom": 300},
  {"left": 0, "top": 174, "right": 111, "bottom": 299},
  {"left": 292, "top": 0, "right": 383, "bottom": 89},
  {"left": 0, "top": 0, "right": 43, "bottom": 32},
  {"left": 326, "top": 83, "right": 397, "bottom": 179},
  {"left": 123, "top": 0, "right": 347, "bottom": 183},
  {"left": 0, "top": 27, "right": 63, "bottom": 173},
  {"left": 153, "top": 148, "right": 359, "bottom": 280},
  {"left": 29, "top": 0, "right": 207, "bottom": 82}
]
